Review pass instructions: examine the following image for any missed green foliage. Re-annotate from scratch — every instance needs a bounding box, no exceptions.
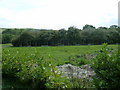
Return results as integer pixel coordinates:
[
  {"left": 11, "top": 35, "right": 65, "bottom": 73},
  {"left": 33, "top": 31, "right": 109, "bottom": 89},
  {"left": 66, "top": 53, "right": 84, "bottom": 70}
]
[
  {"left": 91, "top": 43, "right": 120, "bottom": 88},
  {"left": 2, "top": 34, "right": 13, "bottom": 44},
  {"left": 66, "top": 77, "right": 95, "bottom": 88},
  {"left": 12, "top": 32, "right": 34, "bottom": 46},
  {"left": 83, "top": 24, "right": 96, "bottom": 30},
  {"left": 2, "top": 48, "right": 69, "bottom": 89},
  {"left": 1, "top": 24, "right": 120, "bottom": 46},
  {"left": 106, "top": 29, "right": 120, "bottom": 44},
  {"left": 67, "top": 26, "right": 80, "bottom": 45},
  {"left": 44, "top": 56, "right": 68, "bottom": 88}
]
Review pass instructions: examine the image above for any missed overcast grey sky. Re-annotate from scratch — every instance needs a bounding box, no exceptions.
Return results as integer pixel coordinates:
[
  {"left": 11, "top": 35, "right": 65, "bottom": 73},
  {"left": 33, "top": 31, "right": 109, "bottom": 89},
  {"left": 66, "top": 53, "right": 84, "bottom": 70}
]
[{"left": 0, "top": 0, "right": 119, "bottom": 29}]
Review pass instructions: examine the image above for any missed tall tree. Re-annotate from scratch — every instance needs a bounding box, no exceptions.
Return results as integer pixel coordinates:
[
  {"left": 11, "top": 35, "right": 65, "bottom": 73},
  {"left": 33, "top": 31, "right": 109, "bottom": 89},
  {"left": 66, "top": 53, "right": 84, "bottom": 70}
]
[
  {"left": 109, "top": 25, "right": 118, "bottom": 29},
  {"left": 83, "top": 24, "right": 96, "bottom": 30},
  {"left": 12, "top": 32, "right": 34, "bottom": 46},
  {"left": 67, "top": 26, "right": 80, "bottom": 45}
]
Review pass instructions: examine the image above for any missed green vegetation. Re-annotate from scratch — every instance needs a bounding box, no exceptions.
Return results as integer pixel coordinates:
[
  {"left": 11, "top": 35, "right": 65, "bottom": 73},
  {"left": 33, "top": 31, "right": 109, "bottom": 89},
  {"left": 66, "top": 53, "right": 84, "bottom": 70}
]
[
  {"left": 1, "top": 24, "right": 120, "bottom": 46},
  {"left": 2, "top": 44, "right": 12, "bottom": 48},
  {"left": 2, "top": 44, "right": 118, "bottom": 66},
  {"left": 2, "top": 44, "right": 119, "bottom": 89},
  {"left": 1, "top": 24, "right": 120, "bottom": 89},
  {"left": 91, "top": 43, "right": 120, "bottom": 88}
]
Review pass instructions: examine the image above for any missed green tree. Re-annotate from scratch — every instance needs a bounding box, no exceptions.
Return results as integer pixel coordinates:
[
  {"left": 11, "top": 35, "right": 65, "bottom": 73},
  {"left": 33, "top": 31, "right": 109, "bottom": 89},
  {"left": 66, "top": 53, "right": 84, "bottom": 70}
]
[
  {"left": 83, "top": 24, "right": 96, "bottom": 30},
  {"left": 12, "top": 32, "right": 34, "bottom": 46},
  {"left": 67, "top": 26, "right": 80, "bottom": 45},
  {"left": 91, "top": 29, "right": 107, "bottom": 44},
  {"left": 58, "top": 29, "right": 68, "bottom": 45},
  {"left": 106, "top": 29, "right": 119, "bottom": 44},
  {"left": 2, "top": 34, "right": 12, "bottom": 44},
  {"left": 80, "top": 29, "right": 95, "bottom": 44},
  {"left": 97, "top": 27, "right": 108, "bottom": 30},
  {"left": 109, "top": 25, "right": 118, "bottom": 29}
]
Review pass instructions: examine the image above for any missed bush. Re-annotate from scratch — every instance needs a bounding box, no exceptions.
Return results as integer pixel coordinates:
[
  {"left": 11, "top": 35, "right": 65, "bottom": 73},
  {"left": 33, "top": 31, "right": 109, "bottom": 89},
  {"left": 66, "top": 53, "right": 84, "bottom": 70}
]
[
  {"left": 2, "top": 49, "right": 68, "bottom": 89},
  {"left": 91, "top": 43, "right": 120, "bottom": 88}
]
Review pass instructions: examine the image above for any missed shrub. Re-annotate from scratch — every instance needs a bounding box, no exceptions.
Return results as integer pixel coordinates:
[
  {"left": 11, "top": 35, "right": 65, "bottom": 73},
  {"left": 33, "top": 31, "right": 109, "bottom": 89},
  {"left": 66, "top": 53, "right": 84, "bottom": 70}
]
[
  {"left": 2, "top": 49, "right": 68, "bottom": 89},
  {"left": 91, "top": 43, "right": 120, "bottom": 88}
]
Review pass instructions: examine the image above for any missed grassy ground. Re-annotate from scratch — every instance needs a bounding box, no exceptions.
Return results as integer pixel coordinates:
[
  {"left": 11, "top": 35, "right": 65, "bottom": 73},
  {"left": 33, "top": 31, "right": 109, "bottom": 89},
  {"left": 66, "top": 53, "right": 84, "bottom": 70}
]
[
  {"left": 2, "top": 44, "right": 118, "bottom": 65},
  {"left": 2, "top": 44, "right": 12, "bottom": 48}
]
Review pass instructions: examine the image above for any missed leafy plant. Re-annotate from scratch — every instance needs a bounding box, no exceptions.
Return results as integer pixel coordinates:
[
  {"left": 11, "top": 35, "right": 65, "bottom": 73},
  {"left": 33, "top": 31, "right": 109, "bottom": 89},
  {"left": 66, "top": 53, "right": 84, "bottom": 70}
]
[
  {"left": 91, "top": 43, "right": 120, "bottom": 88},
  {"left": 2, "top": 49, "right": 68, "bottom": 89}
]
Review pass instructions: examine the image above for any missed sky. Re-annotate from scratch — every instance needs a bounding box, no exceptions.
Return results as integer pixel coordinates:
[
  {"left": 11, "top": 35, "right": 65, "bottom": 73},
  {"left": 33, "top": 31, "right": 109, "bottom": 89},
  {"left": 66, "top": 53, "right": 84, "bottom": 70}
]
[{"left": 0, "top": 0, "right": 119, "bottom": 30}]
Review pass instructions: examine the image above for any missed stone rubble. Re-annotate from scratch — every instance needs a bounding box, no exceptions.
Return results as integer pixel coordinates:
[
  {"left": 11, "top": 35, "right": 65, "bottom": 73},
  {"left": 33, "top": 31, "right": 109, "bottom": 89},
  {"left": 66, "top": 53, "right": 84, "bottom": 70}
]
[{"left": 56, "top": 64, "right": 95, "bottom": 79}]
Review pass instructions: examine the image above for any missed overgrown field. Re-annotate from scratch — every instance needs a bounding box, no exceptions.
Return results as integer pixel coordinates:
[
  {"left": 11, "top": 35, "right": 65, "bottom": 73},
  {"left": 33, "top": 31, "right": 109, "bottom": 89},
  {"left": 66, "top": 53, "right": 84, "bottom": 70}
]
[{"left": 2, "top": 44, "right": 119, "bottom": 89}]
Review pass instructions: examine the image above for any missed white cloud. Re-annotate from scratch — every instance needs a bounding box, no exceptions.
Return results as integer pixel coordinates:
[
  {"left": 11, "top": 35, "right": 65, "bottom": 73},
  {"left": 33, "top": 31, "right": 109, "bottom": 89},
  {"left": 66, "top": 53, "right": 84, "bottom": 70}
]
[{"left": 0, "top": 0, "right": 119, "bottom": 29}]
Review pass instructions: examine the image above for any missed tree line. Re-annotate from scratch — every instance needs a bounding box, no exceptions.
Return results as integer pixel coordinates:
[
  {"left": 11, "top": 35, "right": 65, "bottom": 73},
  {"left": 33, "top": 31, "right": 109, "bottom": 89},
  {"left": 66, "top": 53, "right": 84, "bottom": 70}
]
[{"left": 1, "top": 24, "right": 120, "bottom": 46}]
